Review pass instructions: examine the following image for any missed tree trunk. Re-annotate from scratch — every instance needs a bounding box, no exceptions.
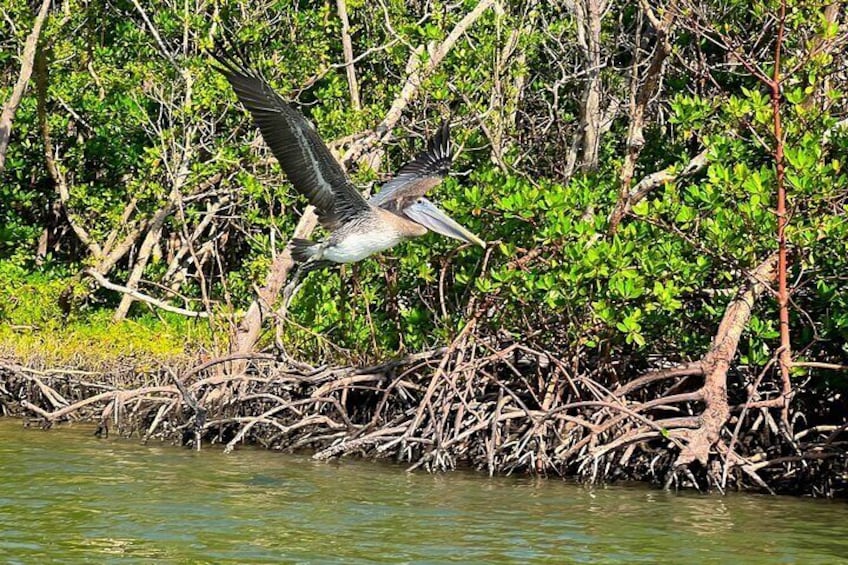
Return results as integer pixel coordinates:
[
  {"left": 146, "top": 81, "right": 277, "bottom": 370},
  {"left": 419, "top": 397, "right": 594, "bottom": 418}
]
[
  {"left": 0, "top": 0, "right": 53, "bottom": 172},
  {"left": 112, "top": 147, "right": 193, "bottom": 321},
  {"left": 112, "top": 204, "right": 176, "bottom": 320},
  {"left": 608, "top": 0, "right": 677, "bottom": 233},
  {"left": 336, "top": 0, "right": 361, "bottom": 111},
  {"left": 674, "top": 253, "right": 780, "bottom": 468},
  {"left": 232, "top": 212, "right": 318, "bottom": 356},
  {"left": 770, "top": 0, "right": 792, "bottom": 422},
  {"left": 575, "top": 0, "right": 604, "bottom": 172}
]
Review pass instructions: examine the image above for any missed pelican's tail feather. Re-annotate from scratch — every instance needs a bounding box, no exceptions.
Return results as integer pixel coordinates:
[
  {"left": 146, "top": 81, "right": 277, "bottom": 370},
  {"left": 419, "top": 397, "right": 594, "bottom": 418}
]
[{"left": 290, "top": 238, "right": 320, "bottom": 262}]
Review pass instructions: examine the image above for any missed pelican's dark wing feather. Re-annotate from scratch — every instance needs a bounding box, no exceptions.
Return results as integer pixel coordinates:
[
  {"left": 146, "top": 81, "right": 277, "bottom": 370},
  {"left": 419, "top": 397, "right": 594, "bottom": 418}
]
[
  {"left": 370, "top": 121, "right": 452, "bottom": 211},
  {"left": 212, "top": 51, "right": 369, "bottom": 227}
]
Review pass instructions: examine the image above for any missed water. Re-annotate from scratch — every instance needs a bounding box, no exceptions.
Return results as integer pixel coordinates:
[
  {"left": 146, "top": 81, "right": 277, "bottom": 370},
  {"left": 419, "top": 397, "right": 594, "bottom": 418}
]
[{"left": 0, "top": 419, "right": 846, "bottom": 564}]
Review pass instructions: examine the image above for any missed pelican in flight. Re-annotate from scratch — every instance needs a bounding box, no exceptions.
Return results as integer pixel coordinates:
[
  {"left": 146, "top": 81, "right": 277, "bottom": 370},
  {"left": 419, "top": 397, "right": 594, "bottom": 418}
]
[{"left": 213, "top": 52, "right": 485, "bottom": 271}]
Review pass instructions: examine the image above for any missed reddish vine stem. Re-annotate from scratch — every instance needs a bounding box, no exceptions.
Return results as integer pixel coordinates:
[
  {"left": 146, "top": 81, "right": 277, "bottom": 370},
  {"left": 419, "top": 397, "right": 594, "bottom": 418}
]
[{"left": 770, "top": 0, "right": 792, "bottom": 424}]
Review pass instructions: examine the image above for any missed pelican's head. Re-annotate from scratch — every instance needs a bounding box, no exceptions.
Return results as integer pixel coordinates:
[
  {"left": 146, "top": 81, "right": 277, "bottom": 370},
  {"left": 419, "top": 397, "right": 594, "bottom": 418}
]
[{"left": 403, "top": 198, "right": 486, "bottom": 248}]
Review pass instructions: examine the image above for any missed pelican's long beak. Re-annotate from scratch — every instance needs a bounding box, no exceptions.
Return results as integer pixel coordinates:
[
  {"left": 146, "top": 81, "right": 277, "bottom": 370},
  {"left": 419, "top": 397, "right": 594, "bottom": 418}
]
[{"left": 404, "top": 198, "right": 486, "bottom": 248}]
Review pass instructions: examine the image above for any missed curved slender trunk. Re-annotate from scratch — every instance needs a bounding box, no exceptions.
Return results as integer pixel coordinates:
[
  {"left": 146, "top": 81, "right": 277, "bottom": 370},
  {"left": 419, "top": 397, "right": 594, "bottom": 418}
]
[{"left": 0, "top": 0, "right": 53, "bottom": 172}]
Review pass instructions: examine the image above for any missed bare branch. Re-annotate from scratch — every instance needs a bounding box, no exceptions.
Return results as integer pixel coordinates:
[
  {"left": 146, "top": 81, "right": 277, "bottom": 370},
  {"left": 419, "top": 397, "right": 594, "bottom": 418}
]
[
  {"left": 609, "top": 0, "right": 679, "bottom": 233},
  {"left": 86, "top": 269, "right": 210, "bottom": 318},
  {"left": 792, "top": 361, "right": 848, "bottom": 372},
  {"left": 609, "top": 148, "right": 709, "bottom": 223},
  {"left": 0, "top": 0, "right": 52, "bottom": 172},
  {"left": 337, "top": 0, "right": 361, "bottom": 110},
  {"left": 129, "top": 0, "right": 177, "bottom": 67}
]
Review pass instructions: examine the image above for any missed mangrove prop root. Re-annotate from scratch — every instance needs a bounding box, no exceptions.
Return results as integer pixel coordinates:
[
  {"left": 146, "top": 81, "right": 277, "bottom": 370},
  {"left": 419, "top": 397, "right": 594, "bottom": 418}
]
[{"left": 1, "top": 298, "right": 845, "bottom": 497}]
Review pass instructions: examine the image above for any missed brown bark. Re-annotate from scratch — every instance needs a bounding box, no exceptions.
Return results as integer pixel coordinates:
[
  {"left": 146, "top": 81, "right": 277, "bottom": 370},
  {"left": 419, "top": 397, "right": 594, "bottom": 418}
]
[
  {"left": 680, "top": 0, "right": 796, "bottom": 425},
  {"left": 608, "top": 0, "right": 678, "bottom": 233},
  {"left": 0, "top": 0, "right": 52, "bottom": 173},
  {"left": 674, "top": 253, "right": 779, "bottom": 467},
  {"left": 771, "top": 0, "right": 792, "bottom": 422},
  {"left": 233, "top": 215, "right": 319, "bottom": 356}
]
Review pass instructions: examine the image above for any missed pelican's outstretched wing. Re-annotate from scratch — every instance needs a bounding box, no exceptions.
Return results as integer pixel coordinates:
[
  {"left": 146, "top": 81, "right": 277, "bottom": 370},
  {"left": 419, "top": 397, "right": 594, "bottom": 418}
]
[
  {"left": 212, "top": 50, "right": 369, "bottom": 227},
  {"left": 369, "top": 120, "right": 452, "bottom": 212}
]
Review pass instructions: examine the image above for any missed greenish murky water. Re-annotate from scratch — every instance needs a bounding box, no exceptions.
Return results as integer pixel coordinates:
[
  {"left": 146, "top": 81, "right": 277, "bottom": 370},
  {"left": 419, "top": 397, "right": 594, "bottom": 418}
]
[{"left": 1, "top": 419, "right": 846, "bottom": 564}]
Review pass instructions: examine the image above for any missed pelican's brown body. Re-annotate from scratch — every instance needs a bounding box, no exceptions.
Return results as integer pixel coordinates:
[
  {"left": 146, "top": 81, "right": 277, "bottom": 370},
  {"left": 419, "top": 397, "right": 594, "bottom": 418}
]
[
  {"left": 293, "top": 208, "right": 427, "bottom": 264},
  {"left": 213, "top": 50, "right": 485, "bottom": 270}
]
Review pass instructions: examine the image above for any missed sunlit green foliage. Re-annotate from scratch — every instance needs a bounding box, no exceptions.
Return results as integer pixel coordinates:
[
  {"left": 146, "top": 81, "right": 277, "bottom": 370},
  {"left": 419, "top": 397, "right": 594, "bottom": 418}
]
[
  {"left": 0, "top": 0, "right": 845, "bottom": 386},
  {"left": 0, "top": 263, "right": 210, "bottom": 369}
]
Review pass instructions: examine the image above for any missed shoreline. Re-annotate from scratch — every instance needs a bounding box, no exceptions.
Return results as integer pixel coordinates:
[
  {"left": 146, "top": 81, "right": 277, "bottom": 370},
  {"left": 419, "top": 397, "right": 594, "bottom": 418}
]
[{"left": 3, "top": 352, "right": 846, "bottom": 499}]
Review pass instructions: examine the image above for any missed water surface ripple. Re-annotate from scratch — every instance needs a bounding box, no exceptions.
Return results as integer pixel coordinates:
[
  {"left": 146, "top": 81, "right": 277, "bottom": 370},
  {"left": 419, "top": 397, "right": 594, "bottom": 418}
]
[{"left": 1, "top": 419, "right": 846, "bottom": 564}]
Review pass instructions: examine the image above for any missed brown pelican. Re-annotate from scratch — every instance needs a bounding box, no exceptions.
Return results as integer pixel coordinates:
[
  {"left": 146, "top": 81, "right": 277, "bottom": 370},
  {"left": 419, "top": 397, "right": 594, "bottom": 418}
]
[{"left": 212, "top": 52, "right": 485, "bottom": 271}]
